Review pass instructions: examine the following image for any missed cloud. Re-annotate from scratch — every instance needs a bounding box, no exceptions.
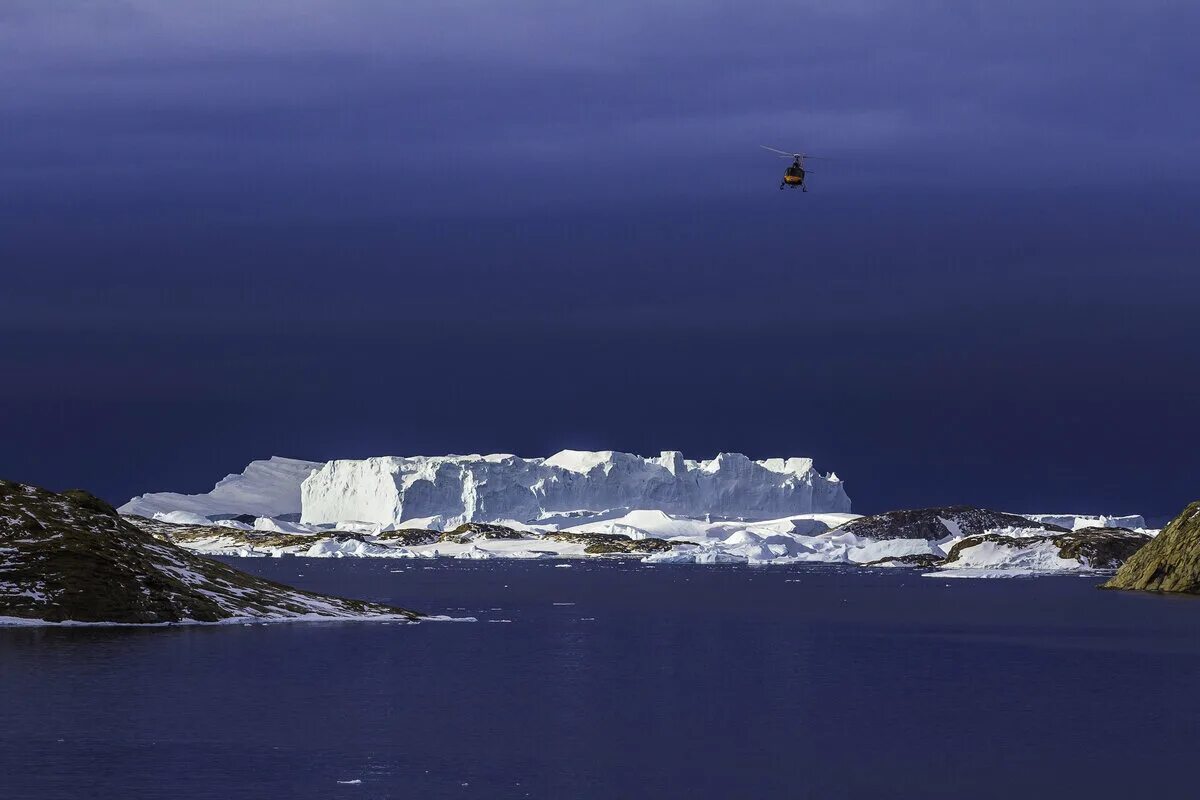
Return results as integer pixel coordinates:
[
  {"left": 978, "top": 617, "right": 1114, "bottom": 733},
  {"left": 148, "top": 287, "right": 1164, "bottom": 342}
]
[{"left": 1, "top": 0, "right": 1196, "bottom": 201}]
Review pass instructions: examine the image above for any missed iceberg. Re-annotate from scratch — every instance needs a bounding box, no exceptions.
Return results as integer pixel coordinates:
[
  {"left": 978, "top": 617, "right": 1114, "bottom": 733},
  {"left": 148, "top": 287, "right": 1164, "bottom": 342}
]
[
  {"left": 115, "top": 454, "right": 1158, "bottom": 579},
  {"left": 1020, "top": 514, "right": 1147, "bottom": 531},
  {"left": 300, "top": 450, "right": 850, "bottom": 528}
]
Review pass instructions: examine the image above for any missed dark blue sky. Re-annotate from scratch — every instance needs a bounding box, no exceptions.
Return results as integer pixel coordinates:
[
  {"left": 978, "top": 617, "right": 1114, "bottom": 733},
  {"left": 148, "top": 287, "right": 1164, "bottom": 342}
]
[{"left": 2, "top": 1, "right": 1198, "bottom": 517}]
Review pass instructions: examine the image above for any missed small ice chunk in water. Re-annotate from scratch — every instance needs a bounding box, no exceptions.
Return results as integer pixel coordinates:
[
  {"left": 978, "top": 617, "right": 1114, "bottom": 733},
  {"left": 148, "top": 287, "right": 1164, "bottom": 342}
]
[{"left": 337, "top": 779, "right": 362, "bottom": 785}]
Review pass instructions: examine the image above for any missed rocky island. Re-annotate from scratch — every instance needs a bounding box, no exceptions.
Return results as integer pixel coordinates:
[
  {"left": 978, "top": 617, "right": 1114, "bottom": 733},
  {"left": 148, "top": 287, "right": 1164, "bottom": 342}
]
[
  {"left": 0, "top": 480, "right": 419, "bottom": 625},
  {"left": 1104, "top": 501, "right": 1200, "bottom": 594}
]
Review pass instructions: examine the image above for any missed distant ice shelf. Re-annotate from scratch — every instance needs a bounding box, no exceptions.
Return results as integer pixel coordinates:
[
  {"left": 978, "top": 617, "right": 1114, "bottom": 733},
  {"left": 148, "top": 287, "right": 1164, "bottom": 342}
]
[
  {"left": 120, "top": 450, "right": 851, "bottom": 527},
  {"left": 118, "top": 453, "right": 1154, "bottom": 576}
]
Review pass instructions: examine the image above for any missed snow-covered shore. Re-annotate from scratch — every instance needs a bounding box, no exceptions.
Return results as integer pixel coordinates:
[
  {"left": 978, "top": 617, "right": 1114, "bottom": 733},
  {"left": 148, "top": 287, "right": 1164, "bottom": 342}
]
[{"left": 131, "top": 507, "right": 1155, "bottom": 578}]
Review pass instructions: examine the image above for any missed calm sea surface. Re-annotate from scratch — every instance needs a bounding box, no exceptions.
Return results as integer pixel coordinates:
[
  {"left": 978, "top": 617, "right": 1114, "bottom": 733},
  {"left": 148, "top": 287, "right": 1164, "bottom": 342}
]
[{"left": 2, "top": 559, "right": 1198, "bottom": 799}]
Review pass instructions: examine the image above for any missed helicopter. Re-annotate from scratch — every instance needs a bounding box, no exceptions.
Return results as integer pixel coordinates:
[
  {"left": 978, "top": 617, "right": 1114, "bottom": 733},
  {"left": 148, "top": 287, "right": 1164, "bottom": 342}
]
[{"left": 760, "top": 145, "right": 825, "bottom": 191}]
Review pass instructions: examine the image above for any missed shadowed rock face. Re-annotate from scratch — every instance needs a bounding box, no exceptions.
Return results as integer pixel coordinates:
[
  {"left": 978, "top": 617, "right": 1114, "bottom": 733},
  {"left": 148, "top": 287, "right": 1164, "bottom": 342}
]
[
  {"left": 1104, "top": 501, "right": 1200, "bottom": 594},
  {"left": 835, "top": 506, "right": 1067, "bottom": 541},
  {"left": 0, "top": 481, "right": 419, "bottom": 624},
  {"left": 1054, "top": 528, "right": 1151, "bottom": 569}
]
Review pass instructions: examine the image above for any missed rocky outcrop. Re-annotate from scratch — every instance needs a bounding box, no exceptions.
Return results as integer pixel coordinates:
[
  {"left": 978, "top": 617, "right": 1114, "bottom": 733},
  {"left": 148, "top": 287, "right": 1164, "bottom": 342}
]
[
  {"left": 860, "top": 553, "right": 946, "bottom": 568},
  {"left": 0, "top": 481, "right": 418, "bottom": 624},
  {"left": 439, "top": 523, "right": 528, "bottom": 544},
  {"left": 944, "top": 528, "right": 1151, "bottom": 570},
  {"left": 375, "top": 528, "right": 440, "bottom": 546},
  {"left": 127, "top": 515, "right": 324, "bottom": 549},
  {"left": 1104, "top": 501, "right": 1200, "bottom": 594},
  {"left": 835, "top": 506, "right": 1067, "bottom": 541},
  {"left": 1053, "top": 528, "right": 1150, "bottom": 569},
  {"left": 583, "top": 538, "right": 674, "bottom": 555},
  {"left": 543, "top": 531, "right": 674, "bottom": 555}
]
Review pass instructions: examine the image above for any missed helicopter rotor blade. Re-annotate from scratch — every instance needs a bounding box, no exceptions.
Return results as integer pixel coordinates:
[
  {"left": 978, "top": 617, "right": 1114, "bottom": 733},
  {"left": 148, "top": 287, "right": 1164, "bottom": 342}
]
[{"left": 762, "top": 145, "right": 833, "bottom": 163}]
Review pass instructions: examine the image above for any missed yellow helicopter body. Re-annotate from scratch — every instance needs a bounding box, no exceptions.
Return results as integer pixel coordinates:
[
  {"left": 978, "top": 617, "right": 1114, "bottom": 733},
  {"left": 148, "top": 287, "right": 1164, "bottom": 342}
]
[{"left": 761, "top": 146, "right": 822, "bottom": 191}]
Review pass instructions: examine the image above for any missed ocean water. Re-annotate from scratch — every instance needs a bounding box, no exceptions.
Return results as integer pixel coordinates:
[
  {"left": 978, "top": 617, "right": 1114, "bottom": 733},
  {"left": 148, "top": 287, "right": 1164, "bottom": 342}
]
[{"left": 2, "top": 559, "right": 1198, "bottom": 799}]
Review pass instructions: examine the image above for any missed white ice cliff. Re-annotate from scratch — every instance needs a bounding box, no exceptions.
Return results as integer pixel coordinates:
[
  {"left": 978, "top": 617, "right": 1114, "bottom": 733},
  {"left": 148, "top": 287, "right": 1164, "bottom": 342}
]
[
  {"left": 298, "top": 450, "right": 851, "bottom": 528},
  {"left": 119, "top": 456, "right": 323, "bottom": 519}
]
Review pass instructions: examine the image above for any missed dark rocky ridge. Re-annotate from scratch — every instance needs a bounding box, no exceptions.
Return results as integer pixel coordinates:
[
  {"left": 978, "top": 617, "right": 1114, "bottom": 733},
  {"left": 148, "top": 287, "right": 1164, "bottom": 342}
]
[
  {"left": 129, "top": 515, "right": 401, "bottom": 551},
  {"left": 1104, "top": 501, "right": 1200, "bottom": 594},
  {"left": 376, "top": 528, "right": 440, "bottom": 546},
  {"left": 129, "top": 515, "right": 327, "bottom": 549},
  {"left": 440, "top": 522, "right": 529, "bottom": 544},
  {"left": 0, "top": 481, "right": 419, "bottom": 624},
  {"left": 944, "top": 528, "right": 1150, "bottom": 569},
  {"left": 835, "top": 506, "right": 1067, "bottom": 541},
  {"left": 860, "top": 554, "right": 946, "bottom": 568},
  {"left": 544, "top": 531, "right": 675, "bottom": 554},
  {"left": 860, "top": 527, "right": 1149, "bottom": 571}
]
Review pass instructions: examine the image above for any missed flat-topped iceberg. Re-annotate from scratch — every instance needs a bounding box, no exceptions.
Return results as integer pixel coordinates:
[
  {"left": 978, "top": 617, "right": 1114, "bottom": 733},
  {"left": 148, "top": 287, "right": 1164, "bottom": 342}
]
[{"left": 300, "top": 450, "right": 851, "bottom": 528}]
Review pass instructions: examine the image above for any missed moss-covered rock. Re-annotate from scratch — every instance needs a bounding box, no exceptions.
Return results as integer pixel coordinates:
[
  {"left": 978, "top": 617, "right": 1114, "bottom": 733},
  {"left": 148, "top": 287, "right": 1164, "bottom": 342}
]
[
  {"left": 583, "top": 538, "right": 674, "bottom": 555},
  {"left": 375, "top": 528, "right": 440, "bottom": 546},
  {"left": 60, "top": 489, "right": 120, "bottom": 517},
  {"left": 0, "top": 480, "right": 419, "bottom": 624},
  {"left": 1104, "top": 501, "right": 1200, "bottom": 594},
  {"left": 440, "top": 522, "right": 527, "bottom": 544},
  {"left": 541, "top": 531, "right": 674, "bottom": 554},
  {"left": 1054, "top": 527, "right": 1149, "bottom": 570},
  {"left": 543, "top": 531, "right": 629, "bottom": 545}
]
